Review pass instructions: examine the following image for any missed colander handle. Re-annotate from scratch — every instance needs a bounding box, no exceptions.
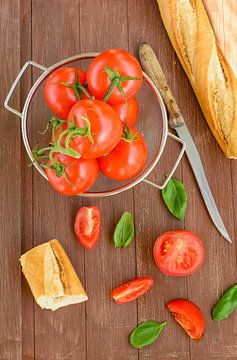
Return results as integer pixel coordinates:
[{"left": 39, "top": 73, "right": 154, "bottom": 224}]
[
  {"left": 143, "top": 132, "right": 186, "bottom": 190},
  {"left": 4, "top": 61, "right": 47, "bottom": 118}
]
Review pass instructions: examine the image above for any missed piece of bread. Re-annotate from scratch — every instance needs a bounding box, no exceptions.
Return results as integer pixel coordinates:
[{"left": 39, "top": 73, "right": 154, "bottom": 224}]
[
  {"left": 156, "top": 0, "right": 237, "bottom": 158},
  {"left": 20, "top": 240, "right": 88, "bottom": 311}
]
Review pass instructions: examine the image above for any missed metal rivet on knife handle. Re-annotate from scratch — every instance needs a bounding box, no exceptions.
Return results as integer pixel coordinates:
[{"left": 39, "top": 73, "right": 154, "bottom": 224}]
[{"left": 139, "top": 42, "right": 185, "bottom": 128}]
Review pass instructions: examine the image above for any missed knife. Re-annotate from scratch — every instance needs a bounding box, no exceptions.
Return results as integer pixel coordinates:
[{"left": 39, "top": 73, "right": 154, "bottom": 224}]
[{"left": 139, "top": 43, "right": 231, "bottom": 243}]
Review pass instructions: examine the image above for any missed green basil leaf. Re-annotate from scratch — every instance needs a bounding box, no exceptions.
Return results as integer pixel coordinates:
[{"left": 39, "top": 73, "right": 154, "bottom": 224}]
[
  {"left": 212, "top": 284, "right": 237, "bottom": 321},
  {"left": 114, "top": 212, "right": 134, "bottom": 248},
  {"left": 129, "top": 321, "right": 167, "bottom": 349},
  {"left": 162, "top": 178, "right": 187, "bottom": 221}
]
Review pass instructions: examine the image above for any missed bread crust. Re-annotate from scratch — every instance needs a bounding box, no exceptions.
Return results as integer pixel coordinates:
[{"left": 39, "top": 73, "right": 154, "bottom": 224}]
[
  {"left": 20, "top": 240, "right": 88, "bottom": 310},
  {"left": 157, "top": 0, "right": 237, "bottom": 158},
  {"left": 49, "top": 239, "right": 87, "bottom": 296}
]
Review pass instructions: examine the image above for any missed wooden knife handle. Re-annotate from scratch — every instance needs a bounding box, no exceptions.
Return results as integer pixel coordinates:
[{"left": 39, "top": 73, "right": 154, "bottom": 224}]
[{"left": 139, "top": 43, "right": 185, "bottom": 128}]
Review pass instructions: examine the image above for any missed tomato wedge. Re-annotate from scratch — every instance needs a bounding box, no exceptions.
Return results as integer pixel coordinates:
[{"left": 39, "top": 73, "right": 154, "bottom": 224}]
[
  {"left": 167, "top": 299, "right": 205, "bottom": 340},
  {"left": 74, "top": 206, "right": 101, "bottom": 249},
  {"left": 153, "top": 230, "right": 204, "bottom": 276},
  {"left": 112, "top": 277, "right": 153, "bottom": 304}
]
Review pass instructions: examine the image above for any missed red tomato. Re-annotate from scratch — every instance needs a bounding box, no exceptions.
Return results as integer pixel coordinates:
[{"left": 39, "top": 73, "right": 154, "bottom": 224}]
[
  {"left": 98, "top": 128, "right": 148, "bottom": 180},
  {"left": 67, "top": 99, "right": 123, "bottom": 158},
  {"left": 113, "top": 98, "right": 139, "bottom": 127},
  {"left": 153, "top": 230, "right": 204, "bottom": 276},
  {"left": 167, "top": 299, "right": 205, "bottom": 340},
  {"left": 45, "top": 153, "right": 98, "bottom": 195},
  {"left": 74, "top": 206, "right": 101, "bottom": 249},
  {"left": 44, "top": 67, "right": 89, "bottom": 119},
  {"left": 87, "top": 49, "right": 143, "bottom": 105},
  {"left": 112, "top": 277, "right": 153, "bottom": 304}
]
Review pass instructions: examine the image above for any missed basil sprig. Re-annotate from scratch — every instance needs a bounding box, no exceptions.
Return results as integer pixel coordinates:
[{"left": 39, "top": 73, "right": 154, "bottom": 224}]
[
  {"left": 114, "top": 212, "right": 134, "bottom": 248},
  {"left": 212, "top": 284, "right": 237, "bottom": 321},
  {"left": 162, "top": 178, "right": 187, "bottom": 221},
  {"left": 129, "top": 321, "right": 167, "bottom": 349}
]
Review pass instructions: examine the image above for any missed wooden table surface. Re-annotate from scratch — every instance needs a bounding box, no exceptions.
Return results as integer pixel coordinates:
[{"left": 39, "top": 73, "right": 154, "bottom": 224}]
[{"left": 1, "top": 1, "right": 237, "bottom": 359}]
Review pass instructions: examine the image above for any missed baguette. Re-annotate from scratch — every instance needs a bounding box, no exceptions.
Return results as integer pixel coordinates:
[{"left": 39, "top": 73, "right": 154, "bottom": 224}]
[
  {"left": 156, "top": 0, "right": 237, "bottom": 158},
  {"left": 20, "top": 240, "right": 88, "bottom": 311}
]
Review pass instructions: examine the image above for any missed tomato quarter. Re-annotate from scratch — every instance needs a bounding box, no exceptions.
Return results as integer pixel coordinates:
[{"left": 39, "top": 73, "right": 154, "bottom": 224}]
[
  {"left": 167, "top": 299, "right": 205, "bottom": 340},
  {"left": 44, "top": 67, "right": 89, "bottom": 119},
  {"left": 74, "top": 206, "right": 101, "bottom": 249},
  {"left": 67, "top": 99, "right": 123, "bottom": 158},
  {"left": 98, "top": 127, "right": 148, "bottom": 181},
  {"left": 112, "top": 277, "right": 154, "bottom": 304},
  {"left": 45, "top": 153, "right": 99, "bottom": 195},
  {"left": 153, "top": 230, "right": 204, "bottom": 276},
  {"left": 87, "top": 49, "right": 143, "bottom": 105},
  {"left": 112, "top": 97, "right": 139, "bottom": 127}
]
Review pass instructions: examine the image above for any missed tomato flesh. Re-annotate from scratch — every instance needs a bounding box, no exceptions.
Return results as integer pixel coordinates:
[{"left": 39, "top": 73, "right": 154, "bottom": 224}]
[
  {"left": 167, "top": 299, "right": 205, "bottom": 340},
  {"left": 74, "top": 206, "right": 101, "bottom": 249},
  {"left": 112, "top": 277, "right": 153, "bottom": 304},
  {"left": 153, "top": 230, "right": 204, "bottom": 276}
]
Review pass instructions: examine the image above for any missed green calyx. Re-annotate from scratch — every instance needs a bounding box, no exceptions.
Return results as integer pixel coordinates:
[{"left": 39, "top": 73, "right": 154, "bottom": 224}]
[
  {"left": 41, "top": 160, "right": 75, "bottom": 186},
  {"left": 57, "top": 71, "right": 93, "bottom": 100},
  {"left": 103, "top": 67, "right": 142, "bottom": 103},
  {"left": 122, "top": 123, "right": 138, "bottom": 142},
  {"left": 32, "top": 113, "right": 95, "bottom": 183},
  {"left": 64, "top": 115, "right": 94, "bottom": 147}
]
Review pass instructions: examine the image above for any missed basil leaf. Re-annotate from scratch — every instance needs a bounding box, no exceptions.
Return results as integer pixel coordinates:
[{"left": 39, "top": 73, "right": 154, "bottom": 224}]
[
  {"left": 114, "top": 212, "right": 134, "bottom": 248},
  {"left": 162, "top": 178, "right": 187, "bottom": 221},
  {"left": 212, "top": 284, "right": 237, "bottom": 321},
  {"left": 129, "top": 321, "right": 167, "bottom": 349}
]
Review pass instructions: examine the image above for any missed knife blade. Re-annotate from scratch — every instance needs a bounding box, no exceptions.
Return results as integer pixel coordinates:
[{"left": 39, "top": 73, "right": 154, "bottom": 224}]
[{"left": 139, "top": 42, "right": 231, "bottom": 243}]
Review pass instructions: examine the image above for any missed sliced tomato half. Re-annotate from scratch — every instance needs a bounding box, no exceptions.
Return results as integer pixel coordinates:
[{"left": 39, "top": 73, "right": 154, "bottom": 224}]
[
  {"left": 74, "top": 206, "right": 101, "bottom": 249},
  {"left": 112, "top": 277, "right": 153, "bottom": 304},
  {"left": 167, "top": 299, "right": 205, "bottom": 340}
]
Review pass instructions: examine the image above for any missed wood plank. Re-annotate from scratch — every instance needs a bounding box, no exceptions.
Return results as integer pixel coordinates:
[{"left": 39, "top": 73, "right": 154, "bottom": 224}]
[
  {"left": 127, "top": 0, "right": 189, "bottom": 358},
  {"left": 79, "top": 1, "right": 138, "bottom": 359},
  {"left": 30, "top": 1, "right": 86, "bottom": 359},
  {"left": 0, "top": 1, "right": 22, "bottom": 359},
  {"left": 183, "top": 1, "right": 237, "bottom": 358},
  {"left": 20, "top": 1, "right": 35, "bottom": 359}
]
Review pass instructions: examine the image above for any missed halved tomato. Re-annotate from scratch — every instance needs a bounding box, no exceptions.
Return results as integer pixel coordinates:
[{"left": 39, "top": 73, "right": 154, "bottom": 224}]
[
  {"left": 167, "top": 299, "right": 205, "bottom": 340},
  {"left": 112, "top": 277, "right": 153, "bottom": 304},
  {"left": 74, "top": 206, "right": 101, "bottom": 249},
  {"left": 153, "top": 230, "right": 204, "bottom": 276}
]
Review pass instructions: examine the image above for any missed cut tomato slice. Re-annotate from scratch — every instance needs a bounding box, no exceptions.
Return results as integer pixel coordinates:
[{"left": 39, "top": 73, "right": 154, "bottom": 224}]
[
  {"left": 153, "top": 230, "right": 204, "bottom": 276},
  {"left": 74, "top": 206, "right": 101, "bottom": 249},
  {"left": 112, "top": 277, "right": 153, "bottom": 304}
]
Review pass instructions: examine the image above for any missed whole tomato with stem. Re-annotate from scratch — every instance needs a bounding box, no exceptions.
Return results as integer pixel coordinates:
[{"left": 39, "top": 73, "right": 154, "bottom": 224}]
[
  {"left": 45, "top": 153, "right": 99, "bottom": 196},
  {"left": 74, "top": 206, "right": 101, "bottom": 249},
  {"left": 113, "top": 97, "right": 139, "bottom": 127},
  {"left": 44, "top": 67, "right": 92, "bottom": 119},
  {"left": 87, "top": 49, "right": 143, "bottom": 105},
  {"left": 66, "top": 99, "right": 123, "bottom": 158},
  {"left": 98, "top": 125, "right": 148, "bottom": 180}
]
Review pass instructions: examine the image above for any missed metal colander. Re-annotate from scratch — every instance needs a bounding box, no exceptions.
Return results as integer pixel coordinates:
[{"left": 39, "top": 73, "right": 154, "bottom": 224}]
[{"left": 4, "top": 53, "right": 185, "bottom": 197}]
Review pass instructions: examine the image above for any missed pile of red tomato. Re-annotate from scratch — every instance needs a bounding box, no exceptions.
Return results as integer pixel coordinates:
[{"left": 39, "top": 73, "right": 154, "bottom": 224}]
[{"left": 38, "top": 49, "right": 148, "bottom": 195}]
